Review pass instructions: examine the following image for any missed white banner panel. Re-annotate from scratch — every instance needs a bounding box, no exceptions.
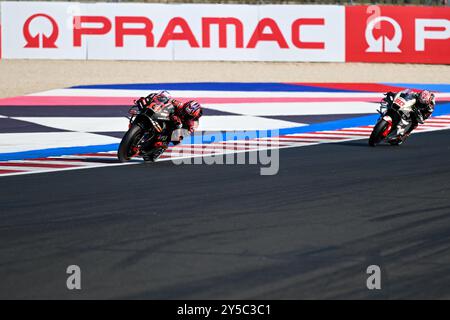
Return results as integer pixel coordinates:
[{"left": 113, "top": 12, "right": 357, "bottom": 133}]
[{"left": 0, "top": 2, "right": 345, "bottom": 62}]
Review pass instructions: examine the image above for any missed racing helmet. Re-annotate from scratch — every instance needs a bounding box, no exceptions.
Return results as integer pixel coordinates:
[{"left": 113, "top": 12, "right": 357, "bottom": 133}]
[
  {"left": 183, "top": 100, "right": 203, "bottom": 120},
  {"left": 418, "top": 90, "right": 433, "bottom": 105}
]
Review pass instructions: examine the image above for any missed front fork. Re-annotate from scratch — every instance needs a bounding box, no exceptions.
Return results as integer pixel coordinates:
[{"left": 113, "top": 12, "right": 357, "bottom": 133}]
[{"left": 381, "top": 115, "right": 393, "bottom": 138}]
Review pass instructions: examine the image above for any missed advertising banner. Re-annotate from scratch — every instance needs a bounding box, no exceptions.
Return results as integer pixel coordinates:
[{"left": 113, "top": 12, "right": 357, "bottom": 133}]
[
  {"left": 0, "top": 2, "right": 448, "bottom": 63},
  {"left": 0, "top": 2, "right": 345, "bottom": 61},
  {"left": 346, "top": 5, "right": 450, "bottom": 64}
]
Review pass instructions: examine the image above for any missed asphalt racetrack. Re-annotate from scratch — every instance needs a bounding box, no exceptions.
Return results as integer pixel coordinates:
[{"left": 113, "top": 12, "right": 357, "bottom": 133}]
[{"left": 1, "top": 129, "right": 450, "bottom": 299}]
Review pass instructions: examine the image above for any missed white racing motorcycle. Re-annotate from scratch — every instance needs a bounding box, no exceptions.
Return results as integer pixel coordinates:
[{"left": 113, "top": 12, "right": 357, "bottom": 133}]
[{"left": 369, "top": 90, "right": 424, "bottom": 146}]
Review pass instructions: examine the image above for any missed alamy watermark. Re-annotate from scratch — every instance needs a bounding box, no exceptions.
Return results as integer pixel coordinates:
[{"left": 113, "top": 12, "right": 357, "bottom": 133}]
[
  {"left": 66, "top": 265, "right": 81, "bottom": 290},
  {"left": 64, "top": 264, "right": 382, "bottom": 292},
  {"left": 366, "top": 264, "right": 381, "bottom": 290},
  {"left": 167, "top": 129, "right": 281, "bottom": 176}
]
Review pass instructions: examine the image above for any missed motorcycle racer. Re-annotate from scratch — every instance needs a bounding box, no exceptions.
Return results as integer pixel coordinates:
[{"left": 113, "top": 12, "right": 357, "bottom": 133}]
[
  {"left": 382, "top": 89, "right": 435, "bottom": 145},
  {"left": 135, "top": 91, "right": 203, "bottom": 161}
]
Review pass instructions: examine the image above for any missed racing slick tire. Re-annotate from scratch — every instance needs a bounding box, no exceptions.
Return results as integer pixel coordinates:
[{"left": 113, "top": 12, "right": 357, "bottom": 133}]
[
  {"left": 118, "top": 124, "right": 143, "bottom": 162},
  {"left": 369, "top": 119, "right": 390, "bottom": 147}
]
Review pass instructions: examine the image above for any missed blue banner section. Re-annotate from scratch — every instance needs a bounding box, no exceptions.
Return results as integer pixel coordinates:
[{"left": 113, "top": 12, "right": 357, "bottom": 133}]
[{"left": 70, "top": 82, "right": 352, "bottom": 92}]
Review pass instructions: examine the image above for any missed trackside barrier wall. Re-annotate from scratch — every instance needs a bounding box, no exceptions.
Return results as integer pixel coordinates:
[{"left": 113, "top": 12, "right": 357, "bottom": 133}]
[{"left": 0, "top": 1, "right": 449, "bottom": 63}]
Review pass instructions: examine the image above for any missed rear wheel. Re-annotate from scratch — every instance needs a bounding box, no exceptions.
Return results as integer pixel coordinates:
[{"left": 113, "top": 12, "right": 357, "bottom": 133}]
[
  {"left": 369, "top": 119, "right": 390, "bottom": 147},
  {"left": 118, "top": 124, "right": 144, "bottom": 162}
]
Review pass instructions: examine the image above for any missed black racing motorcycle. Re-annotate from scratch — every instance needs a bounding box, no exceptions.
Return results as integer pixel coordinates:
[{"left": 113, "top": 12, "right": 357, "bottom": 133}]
[
  {"left": 118, "top": 99, "right": 175, "bottom": 162},
  {"left": 369, "top": 91, "right": 424, "bottom": 147}
]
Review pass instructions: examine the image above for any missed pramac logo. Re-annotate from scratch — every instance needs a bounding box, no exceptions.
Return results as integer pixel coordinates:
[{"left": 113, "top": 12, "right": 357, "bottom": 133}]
[
  {"left": 365, "top": 16, "right": 402, "bottom": 53},
  {"left": 23, "top": 13, "right": 59, "bottom": 48}
]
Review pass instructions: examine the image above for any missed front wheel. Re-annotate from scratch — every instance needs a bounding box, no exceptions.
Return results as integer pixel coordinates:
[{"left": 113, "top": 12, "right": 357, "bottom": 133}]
[
  {"left": 118, "top": 124, "right": 144, "bottom": 162},
  {"left": 368, "top": 119, "right": 391, "bottom": 147}
]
